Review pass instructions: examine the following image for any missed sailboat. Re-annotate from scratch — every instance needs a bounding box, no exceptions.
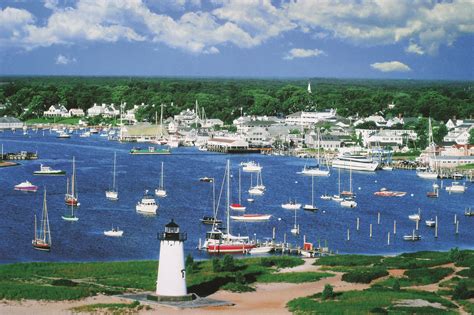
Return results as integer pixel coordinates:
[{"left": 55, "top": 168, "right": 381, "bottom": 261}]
[
  {"left": 200, "top": 178, "right": 223, "bottom": 225},
  {"left": 155, "top": 161, "right": 167, "bottom": 197},
  {"left": 105, "top": 152, "right": 118, "bottom": 201},
  {"left": 230, "top": 168, "right": 246, "bottom": 211},
  {"left": 303, "top": 175, "right": 318, "bottom": 211},
  {"left": 62, "top": 201, "right": 79, "bottom": 221},
  {"left": 32, "top": 189, "right": 51, "bottom": 251},
  {"left": 298, "top": 128, "right": 330, "bottom": 177},
  {"left": 104, "top": 225, "right": 124, "bottom": 237},
  {"left": 282, "top": 199, "right": 302, "bottom": 210},
  {"left": 65, "top": 156, "right": 79, "bottom": 206},
  {"left": 203, "top": 160, "right": 256, "bottom": 254},
  {"left": 255, "top": 170, "right": 265, "bottom": 190},
  {"left": 248, "top": 172, "right": 264, "bottom": 196},
  {"left": 290, "top": 209, "right": 300, "bottom": 235},
  {"left": 417, "top": 118, "right": 438, "bottom": 179},
  {"left": 332, "top": 167, "right": 343, "bottom": 202},
  {"left": 341, "top": 165, "right": 355, "bottom": 197}
]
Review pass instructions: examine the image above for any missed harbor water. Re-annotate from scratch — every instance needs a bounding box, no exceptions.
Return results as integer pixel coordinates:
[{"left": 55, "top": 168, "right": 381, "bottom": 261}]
[{"left": 0, "top": 130, "right": 472, "bottom": 263}]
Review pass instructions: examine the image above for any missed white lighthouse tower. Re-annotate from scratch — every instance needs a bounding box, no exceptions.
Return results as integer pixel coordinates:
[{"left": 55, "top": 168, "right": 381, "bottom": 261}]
[{"left": 155, "top": 219, "right": 188, "bottom": 298}]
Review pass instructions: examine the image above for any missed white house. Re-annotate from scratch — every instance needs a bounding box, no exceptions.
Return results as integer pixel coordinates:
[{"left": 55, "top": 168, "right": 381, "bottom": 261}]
[
  {"left": 68, "top": 108, "right": 85, "bottom": 117},
  {"left": 285, "top": 109, "right": 337, "bottom": 127},
  {"left": 245, "top": 127, "right": 270, "bottom": 146},
  {"left": 87, "top": 103, "right": 119, "bottom": 117},
  {"left": 44, "top": 104, "right": 69, "bottom": 118},
  {"left": 202, "top": 118, "right": 224, "bottom": 128},
  {"left": 174, "top": 109, "right": 199, "bottom": 126}
]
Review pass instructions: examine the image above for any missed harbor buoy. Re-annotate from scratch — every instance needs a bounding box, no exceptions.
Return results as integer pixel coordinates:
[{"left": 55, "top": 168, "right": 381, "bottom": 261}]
[
  {"left": 375, "top": 180, "right": 378, "bottom": 183},
  {"left": 358, "top": 187, "right": 361, "bottom": 190},
  {"left": 410, "top": 193, "right": 414, "bottom": 197},
  {"left": 294, "top": 181, "right": 298, "bottom": 184}
]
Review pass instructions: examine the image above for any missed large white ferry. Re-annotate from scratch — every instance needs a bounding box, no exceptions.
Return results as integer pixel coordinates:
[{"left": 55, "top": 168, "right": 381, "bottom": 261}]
[{"left": 332, "top": 154, "right": 379, "bottom": 172}]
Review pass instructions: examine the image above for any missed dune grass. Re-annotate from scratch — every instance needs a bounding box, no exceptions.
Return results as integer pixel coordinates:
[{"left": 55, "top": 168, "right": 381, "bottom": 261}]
[
  {"left": 287, "top": 287, "right": 457, "bottom": 315},
  {"left": 256, "top": 272, "right": 334, "bottom": 284}
]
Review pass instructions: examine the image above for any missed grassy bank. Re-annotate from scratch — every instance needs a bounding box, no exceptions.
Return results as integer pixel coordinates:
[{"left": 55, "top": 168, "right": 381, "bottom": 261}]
[{"left": 0, "top": 256, "right": 305, "bottom": 301}]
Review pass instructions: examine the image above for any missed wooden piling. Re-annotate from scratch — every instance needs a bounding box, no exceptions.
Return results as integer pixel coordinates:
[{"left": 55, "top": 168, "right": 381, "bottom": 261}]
[
  {"left": 377, "top": 212, "right": 380, "bottom": 225},
  {"left": 370, "top": 224, "right": 373, "bottom": 238},
  {"left": 387, "top": 232, "right": 390, "bottom": 245},
  {"left": 356, "top": 217, "right": 360, "bottom": 231},
  {"left": 435, "top": 216, "right": 438, "bottom": 238},
  {"left": 347, "top": 228, "right": 350, "bottom": 241}
]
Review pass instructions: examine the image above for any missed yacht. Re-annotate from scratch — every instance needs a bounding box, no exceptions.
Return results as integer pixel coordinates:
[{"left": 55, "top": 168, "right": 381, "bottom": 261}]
[
  {"left": 332, "top": 154, "right": 379, "bottom": 172},
  {"left": 241, "top": 161, "right": 262, "bottom": 173},
  {"left": 104, "top": 226, "right": 124, "bottom": 237},
  {"left": 136, "top": 191, "right": 158, "bottom": 215},
  {"left": 281, "top": 200, "right": 302, "bottom": 210},
  {"left": 340, "top": 197, "right": 357, "bottom": 208},
  {"left": 14, "top": 181, "right": 38, "bottom": 192},
  {"left": 416, "top": 167, "right": 438, "bottom": 179}
]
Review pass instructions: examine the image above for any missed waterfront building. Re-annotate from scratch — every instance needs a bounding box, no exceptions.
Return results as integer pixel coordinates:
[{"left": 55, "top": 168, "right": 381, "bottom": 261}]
[
  {"left": 120, "top": 123, "right": 168, "bottom": 141},
  {"left": 430, "top": 155, "right": 474, "bottom": 169},
  {"left": 173, "top": 109, "right": 200, "bottom": 126},
  {"left": 207, "top": 137, "right": 249, "bottom": 153},
  {"left": 87, "top": 103, "right": 119, "bottom": 117},
  {"left": 245, "top": 126, "right": 271, "bottom": 146},
  {"left": 0, "top": 116, "right": 23, "bottom": 129},
  {"left": 201, "top": 118, "right": 224, "bottom": 129}
]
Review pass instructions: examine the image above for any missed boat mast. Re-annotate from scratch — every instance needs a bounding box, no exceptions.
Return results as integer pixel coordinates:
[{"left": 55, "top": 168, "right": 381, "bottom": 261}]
[
  {"left": 160, "top": 161, "right": 164, "bottom": 189},
  {"left": 311, "top": 175, "right": 314, "bottom": 206},
  {"left": 44, "top": 189, "right": 50, "bottom": 244},
  {"left": 226, "top": 160, "right": 230, "bottom": 240},
  {"left": 349, "top": 164, "right": 353, "bottom": 194},
  {"left": 160, "top": 103, "right": 164, "bottom": 139},
  {"left": 71, "top": 156, "right": 75, "bottom": 197},
  {"left": 238, "top": 168, "right": 241, "bottom": 204},
  {"left": 338, "top": 167, "right": 341, "bottom": 195},
  {"left": 112, "top": 152, "right": 117, "bottom": 191},
  {"left": 34, "top": 214, "right": 37, "bottom": 241},
  {"left": 212, "top": 178, "right": 216, "bottom": 219},
  {"left": 317, "top": 128, "right": 320, "bottom": 166},
  {"left": 66, "top": 177, "right": 69, "bottom": 196}
]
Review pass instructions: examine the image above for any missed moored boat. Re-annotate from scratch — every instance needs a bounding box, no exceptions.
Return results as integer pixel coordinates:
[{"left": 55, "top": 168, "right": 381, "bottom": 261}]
[
  {"left": 136, "top": 190, "right": 158, "bottom": 215},
  {"left": 33, "top": 164, "right": 66, "bottom": 176},
  {"left": 281, "top": 200, "right": 302, "bottom": 210},
  {"left": 230, "top": 214, "right": 272, "bottom": 222},
  {"left": 425, "top": 219, "right": 436, "bottom": 227},
  {"left": 445, "top": 181, "right": 466, "bottom": 193},
  {"left": 241, "top": 161, "right": 262, "bottom": 173},
  {"left": 104, "top": 226, "right": 124, "bottom": 237},
  {"left": 332, "top": 154, "right": 379, "bottom": 172},
  {"left": 200, "top": 216, "right": 222, "bottom": 225},
  {"left": 32, "top": 189, "right": 51, "bottom": 251},
  {"left": 14, "top": 180, "right": 38, "bottom": 192},
  {"left": 374, "top": 188, "right": 406, "bottom": 197}
]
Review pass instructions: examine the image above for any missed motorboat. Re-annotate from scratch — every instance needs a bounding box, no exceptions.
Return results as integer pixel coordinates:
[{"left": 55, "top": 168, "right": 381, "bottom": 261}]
[
  {"left": 374, "top": 188, "right": 406, "bottom": 197},
  {"left": 281, "top": 200, "right": 302, "bottom": 210},
  {"left": 33, "top": 164, "right": 66, "bottom": 176},
  {"left": 200, "top": 216, "right": 222, "bottom": 225},
  {"left": 416, "top": 167, "right": 438, "bottom": 179},
  {"left": 320, "top": 194, "right": 332, "bottom": 200},
  {"left": 136, "top": 191, "right": 158, "bottom": 215},
  {"left": 408, "top": 211, "right": 421, "bottom": 221},
  {"left": 241, "top": 161, "right": 262, "bottom": 173},
  {"left": 104, "top": 226, "right": 124, "bottom": 237},
  {"left": 425, "top": 219, "right": 436, "bottom": 227},
  {"left": 199, "top": 177, "right": 213, "bottom": 182},
  {"left": 340, "top": 197, "right": 357, "bottom": 208},
  {"left": 445, "top": 182, "right": 466, "bottom": 193},
  {"left": 57, "top": 131, "right": 70, "bottom": 139},
  {"left": 249, "top": 246, "right": 274, "bottom": 255},
  {"left": 14, "top": 181, "right": 38, "bottom": 192}
]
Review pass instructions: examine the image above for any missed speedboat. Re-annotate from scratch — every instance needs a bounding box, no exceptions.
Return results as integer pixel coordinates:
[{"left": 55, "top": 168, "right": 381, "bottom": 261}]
[
  {"left": 14, "top": 181, "right": 38, "bottom": 192},
  {"left": 249, "top": 246, "right": 274, "bottom": 255},
  {"left": 332, "top": 194, "right": 343, "bottom": 202},
  {"left": 281, "top": 200, "right": 301, "bottom": 210},
  {"left": 104, "top": 226, "right": 124, "bottom": 237},
  {"left": 57, "top": 131, "right": 70, "bottom": 139},
  {"left": 136, "top": 191, "right": 158, "bottom": 215},
  {"left": 332, "top": 154, "right": 379, "bottom": 172},
  {"left": 408, "top": 212, "right": 421, "bottom": 221},
  {"left": 33, "top": 164, "right": 65, "bottom": 176}
]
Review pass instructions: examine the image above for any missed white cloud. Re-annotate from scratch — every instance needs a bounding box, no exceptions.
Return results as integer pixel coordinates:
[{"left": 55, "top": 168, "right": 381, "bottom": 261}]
[
  {"left": 405, "top": 41, "right": 424, "bottom": 55},
  {"left": 55, "top": 54, "right": 76, "bottom": 65},
  {"left": 284, "top": 48, "right": 325, "bottom": 60},
  {"left": 0, "top": 0, "right": 472, "bottom": 55},
  {"left": 370, "top": 61, "right": 411, "bottom": 72}
]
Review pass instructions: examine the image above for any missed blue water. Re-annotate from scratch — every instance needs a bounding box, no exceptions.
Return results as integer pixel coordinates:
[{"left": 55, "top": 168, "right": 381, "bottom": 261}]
[{"left": 0, "top": 130, "right": 472, "bottom": 263}]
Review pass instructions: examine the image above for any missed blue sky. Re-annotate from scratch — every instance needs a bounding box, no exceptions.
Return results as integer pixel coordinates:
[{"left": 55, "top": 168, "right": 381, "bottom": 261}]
[{"left": 1, "top": 0, "right": 473, "bottom": 80}]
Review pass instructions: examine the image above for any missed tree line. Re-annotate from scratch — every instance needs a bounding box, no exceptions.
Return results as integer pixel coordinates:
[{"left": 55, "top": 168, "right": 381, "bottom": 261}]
[{"left": 0, "top": 76, "right": 472, "bottom": 124}]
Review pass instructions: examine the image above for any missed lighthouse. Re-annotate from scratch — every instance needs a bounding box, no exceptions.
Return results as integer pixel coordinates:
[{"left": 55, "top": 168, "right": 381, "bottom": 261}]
[{"left": 155, "top": 219, "right": 188, "bottom": 298}]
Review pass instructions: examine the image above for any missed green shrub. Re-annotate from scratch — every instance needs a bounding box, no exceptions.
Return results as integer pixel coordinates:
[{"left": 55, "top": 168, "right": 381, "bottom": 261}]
[
  {"left": 321, "top": 284, "right": 334, "bottom": 300},
  {"left": 392, "top": 279, "right": 400, "bottom": 291},
  {"left": 51, "top": 279, "right": 77, "bottom": 287},
  {"left": 260, "top": 256, "right": 303, "bottom": 268},
  {"left": 212, "top": 257, "right": 221, "bottom": 272},
  {"left": 316, "top": 255, "right": 383, "bottom": 267},
  {"left": 221, "top": 282, "right": 255, "bottom": 293},
  {"left": 257, "top": 272, "right": 333, "bottom": 284},
  {"left": 452, "top": 281, "right": 473, "bottom": 300},
  {"left": 404, "top": 267, "right": 454, "bottom": 285},
  {"left": 221, "top": 255, "right": 236, "bottom": 272},
  {"left": 341, "top": 268, "right": 388, "bottom": 284}
]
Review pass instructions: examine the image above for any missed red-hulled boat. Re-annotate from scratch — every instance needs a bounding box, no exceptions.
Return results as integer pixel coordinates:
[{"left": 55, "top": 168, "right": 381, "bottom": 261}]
[{"left": 374, "top": 188, "right": 406, "bottom": 197}]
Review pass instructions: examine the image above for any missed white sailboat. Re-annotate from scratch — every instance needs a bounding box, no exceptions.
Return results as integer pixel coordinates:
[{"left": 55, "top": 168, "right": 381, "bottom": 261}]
[
  {"left": 248, "top": 172, "right": 264, "bottom": 196},
  {"left": 65, "top": 156, "right": 79, "bottom": 206},
  {"left": 303, "top": 175, "right": 318, "bottom": 211},
  {"left": 299, "top": 128, "right": 330, "bottom": 176},
  {"left": 62, "top": 202, "right": 79, "bottom": 221},
  {"left": 105, "top": 152, "right": 118, "bottom": 201},
  {"left": 230, "top": 168, "right": 246, "bottom": 211},
  {"left": 282, "top": 199, "right": 302, "bottom": 210},
  {"left": 332, "top": 167, "right": 343, "bottom": 202},
  {"left": 290, "top": 209, "right": 300, "bottom": 235},
  {"left": 417, "top": 118, "right": 438, "bottom": 179},
  {"left": 32, "top": 189, "right": 51, "bottom": 251},
  {"left": 155, "top": 162, "right": 167, "bottom": 197}
]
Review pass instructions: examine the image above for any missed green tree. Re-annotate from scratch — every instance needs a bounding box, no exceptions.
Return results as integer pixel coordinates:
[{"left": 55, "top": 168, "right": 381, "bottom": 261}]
[
  {"left": 221, "top": 255, "right": 236, "bottom": 272},
  {"left": 392, "top": 279, "right": 401, "bottom": 291},
  {"left": 452, "top": 280, "right": 471, "bottom": 300},
  {"left": 469, "top": 128, "right": 474, "bottom": 145},
  {"left": 212, "top": 257, "right": 221, "bottom": 272},
  {"left": 433, "top": 123, "right": 448, "bottom": 144}
]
